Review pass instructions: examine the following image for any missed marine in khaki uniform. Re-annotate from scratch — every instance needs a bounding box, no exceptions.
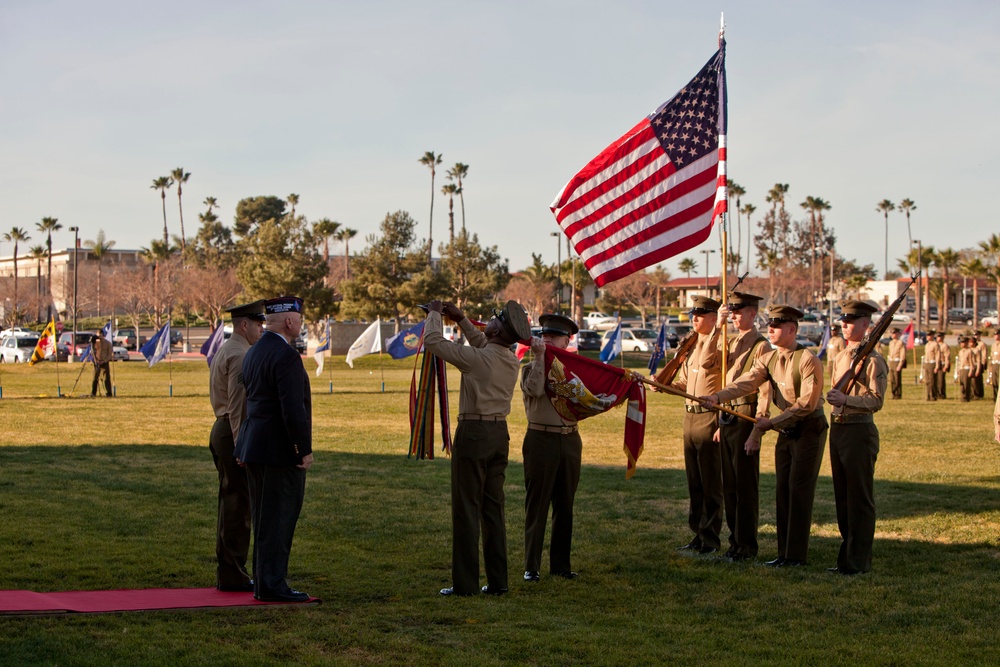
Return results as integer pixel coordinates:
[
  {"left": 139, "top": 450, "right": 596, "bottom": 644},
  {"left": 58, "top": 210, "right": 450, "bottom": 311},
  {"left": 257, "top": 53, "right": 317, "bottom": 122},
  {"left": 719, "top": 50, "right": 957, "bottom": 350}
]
[
  {"left": 717, "top": 292, "right": 771, "bottom": 561},
  {"left": 425, "top": 299, "right": 531, "bottom": 597},
  {"left": 973, "top": 331, "right": 988, "bottom": 400},
  {"left": 990, "top": 331, "right": 1000, "bottom": 400},
  {"left": 886, "top": 327, "right": 906, "bottom": 400},
  {"left": 934, "top": 332, "right": 950, "bottom": 399},
  {"left": 521, "top": 314, "right": 582, "bottom": 582},
  {"left": 208, "top": 300, "right": 265, "bottom": 591},
  {"left": 672, "top": 295, "right": 724, "bottom": 555},
  {"left": 957, "top": 337, "right": 976, "bottom": 402},
  {"left": 923, "top": 331, "right": 941, "bottom": 401},
  {"left": 826, "top": 301, "right": 887, "bottom": 575},
  {"left": 702, "top": 305, "right": 828, "bottom": 567}
]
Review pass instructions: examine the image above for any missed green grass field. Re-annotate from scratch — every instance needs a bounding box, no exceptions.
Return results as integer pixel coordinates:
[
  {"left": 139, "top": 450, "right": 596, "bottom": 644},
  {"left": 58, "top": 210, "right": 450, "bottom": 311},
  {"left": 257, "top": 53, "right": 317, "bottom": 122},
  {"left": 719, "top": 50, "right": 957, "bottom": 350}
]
[{"left": 0, "top": 354, "right": 998, "bottom": 666}]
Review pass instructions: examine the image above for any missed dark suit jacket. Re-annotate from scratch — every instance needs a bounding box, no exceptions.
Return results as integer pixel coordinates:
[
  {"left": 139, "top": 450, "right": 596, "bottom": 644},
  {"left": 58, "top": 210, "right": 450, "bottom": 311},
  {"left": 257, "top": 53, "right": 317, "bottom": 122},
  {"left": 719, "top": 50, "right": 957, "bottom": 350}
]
[{"left": 235, "top": 330, "right": 312, "bottom": 466}]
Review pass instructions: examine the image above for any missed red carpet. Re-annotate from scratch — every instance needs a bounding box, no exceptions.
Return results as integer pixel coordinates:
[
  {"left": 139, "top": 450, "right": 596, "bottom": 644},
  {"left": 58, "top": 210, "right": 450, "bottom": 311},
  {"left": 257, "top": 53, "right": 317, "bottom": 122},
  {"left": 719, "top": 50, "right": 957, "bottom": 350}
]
[{"left": 0, "top": 587, "right": 321, "bottom": 616}]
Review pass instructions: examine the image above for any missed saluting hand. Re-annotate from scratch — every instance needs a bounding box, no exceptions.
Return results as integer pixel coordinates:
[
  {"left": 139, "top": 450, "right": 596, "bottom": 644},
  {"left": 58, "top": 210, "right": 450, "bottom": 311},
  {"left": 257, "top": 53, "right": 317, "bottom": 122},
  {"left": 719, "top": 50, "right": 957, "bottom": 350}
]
[{"left": 530, "top": 336, "right": 546, "bottom": 357}]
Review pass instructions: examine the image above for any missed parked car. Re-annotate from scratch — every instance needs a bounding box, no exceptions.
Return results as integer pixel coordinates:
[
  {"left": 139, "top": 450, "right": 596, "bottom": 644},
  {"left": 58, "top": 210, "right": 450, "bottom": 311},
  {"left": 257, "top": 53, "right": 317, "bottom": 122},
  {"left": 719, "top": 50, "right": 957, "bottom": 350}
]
[
  {"left": 602, "top": 328, "right": 659, "bottom": 352},
  {"left": 293, "top": 333, "right": 307, "bottom": 354},
  {"left": 112, "top": 345, "right": 130, "bottom": 362},
  {"left": 662, "top": 324, "right": 693, "bottom": 348},
  {"left": 0, "top": 327, "right": 33, "bottom": 338},
  {"left": 797, "top": 322, "right": 825, "bottom": 345},
  {"left": 583, "top": 311, "right": 618, "bottom": 331},
  {"left": 170, "top": 329, "right": 183, "bottom": 345},
  {"left": 575, "top": 329, "right": 603, "bottom": 351},
  {"left": 58, "top": 332, "right": 95, "bottom": 357},
  {"left": 980, "top": 310, "right": 998, "bottom": 329},
  {"left": 113, "top": 328, "right": 147, "bottom": 350},
  {"left": 0, "top": 334, "right": 68, "bottom": 363},
  {"left": 948, "top": 308, "right": 975, "bottom": 325}
]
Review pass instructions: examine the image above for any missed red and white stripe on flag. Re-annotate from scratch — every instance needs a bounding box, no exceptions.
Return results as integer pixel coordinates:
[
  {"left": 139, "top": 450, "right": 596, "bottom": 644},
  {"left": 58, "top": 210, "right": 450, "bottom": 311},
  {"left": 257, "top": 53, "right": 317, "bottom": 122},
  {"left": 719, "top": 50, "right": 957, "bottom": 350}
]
[{"left": 551, "top": 45, "right": 727, "bottom": 287}]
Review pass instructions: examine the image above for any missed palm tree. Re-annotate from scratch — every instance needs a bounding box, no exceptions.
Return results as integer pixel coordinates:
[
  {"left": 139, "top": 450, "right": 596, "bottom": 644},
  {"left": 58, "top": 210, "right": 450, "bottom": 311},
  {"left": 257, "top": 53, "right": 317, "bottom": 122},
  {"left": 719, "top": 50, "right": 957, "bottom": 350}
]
[
  {"left": 287, "top": 193, "right": 300, "bottom": 219},
  {"left": 336, "top": 227, "right": 358, "bottom": 279},
  {"left": 419, "top": 151, "right": 443, "bottom": 262},
  {"left": 151, "top": 176, "right": 175, "bottom": 246},
  {"left": 727, "top": 180, "right": 745, "bottom": 273},
  {"left": 933, "top": 247, "right": 960, "bottom": 326},
  {"left": 170, "top": 167, "right": 191, "bottom": 251},
  {"left": 875, "top": 199, "right": 895, "bottom": 279},
  {"left": 898, "top": 198, "right": 916, "bottom": 248},
  {"left": 27, "top": 245, "right": 46, "bottom": 322},
  {"left": 3, "top": 226, "right": 31, "bottom": 325},
  {"left": 441, "top": 183, "right": 460, "bottom": 242},
  {"left": 678, "top": 257, "right": 697, "bottom": 279},
  {"left": 960, "top": 257, "right": 988, "bottom": 327},
  {"left": 741, "top": 203, "right": 755, "bottom": 276},
  {"left": 312, "top": 218, "right": 341, "bottom": 264},
  {"left": 446, "top": 163, "right": 469, "bottom": 232},
  {"left": 35, "top": 216, "right": 62, "bottom": 321},
  {"left": 84, "top": 229, "right": 116, "bottom": 318},
  {"left": 766, "top": 183, "right": 789, "bottom": 215},
  {"left": 203, "top": 196, "right": 219, "bottom": 213}
]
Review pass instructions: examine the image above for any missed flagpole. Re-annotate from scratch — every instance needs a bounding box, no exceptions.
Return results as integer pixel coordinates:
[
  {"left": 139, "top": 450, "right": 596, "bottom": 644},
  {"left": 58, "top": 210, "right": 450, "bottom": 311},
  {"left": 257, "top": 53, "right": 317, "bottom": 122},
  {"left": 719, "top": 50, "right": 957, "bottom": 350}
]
[
  {"left": 327, "top": 317, "right": 333, "bottom": 394},
  {"left": 718, "top": 14, "right": 729, "bottom": 397},
  {"left": 54, "top": 321, "right": 62, "bottom": 397},
  {"left": 639, "top": 374, "right": 756, "bottom": 424},
  {"left": 380, "top": 349, "right": 385, "bottom": 393}
]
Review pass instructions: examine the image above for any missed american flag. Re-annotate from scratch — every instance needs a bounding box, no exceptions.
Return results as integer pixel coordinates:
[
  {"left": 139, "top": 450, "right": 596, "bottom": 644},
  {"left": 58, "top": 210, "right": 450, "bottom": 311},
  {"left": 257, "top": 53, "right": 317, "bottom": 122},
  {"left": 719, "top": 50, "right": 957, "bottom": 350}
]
[{"left": 551, "top": 43, "right": 727, "bottom": 287}]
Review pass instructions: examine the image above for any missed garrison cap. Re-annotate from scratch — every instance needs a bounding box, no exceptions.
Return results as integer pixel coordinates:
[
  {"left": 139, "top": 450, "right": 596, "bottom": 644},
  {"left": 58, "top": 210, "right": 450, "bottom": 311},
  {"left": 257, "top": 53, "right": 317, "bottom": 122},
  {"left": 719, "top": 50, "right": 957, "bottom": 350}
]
[
  {"left": 264, "top": 296, "right": 303, "bottom": 314},
  {"left": 973, "top": 330, "right": 982, "bottom": 336},
  {"left": 496, "top": 300, "right": 532, "bottom": 342},
  {"left": 688, "top": 295, "right": 721, "bottom": 315},
  {"left": 935, "top": 331, "right": 945, "bottom": 339},
  {"left": 538, "top": 313, "right": 579, "bottom": 337},
  {"left": 728, "top": 291, "right": 764, "bottom": 309},
  {"left": 838, "top": 300, "right": 879, "bottom": 321},
  {"left": 766, "top": 305, "right": 804, "bottom": 326},
  {"left": 225, "top": 299, "right": 266, "bottom": 321},
  {"left": 890, "top": 326, "right": 901, "bottom": 333}
]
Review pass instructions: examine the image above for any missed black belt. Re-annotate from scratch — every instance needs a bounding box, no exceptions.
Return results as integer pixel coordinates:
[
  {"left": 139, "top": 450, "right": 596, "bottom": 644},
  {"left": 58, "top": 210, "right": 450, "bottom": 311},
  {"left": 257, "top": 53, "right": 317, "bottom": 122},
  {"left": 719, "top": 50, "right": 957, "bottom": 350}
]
[
  {"left": 831, "top": 413, "right": 874, "bottom": 424},
  {"left": 723, "top": 393, "right": 758, "bottom": 408},
  {"left": 458, "top": 414, "right": 506, "bottom": 422},
  {"left": 528, "top": 423, "right": 578, "bottom": 434}
]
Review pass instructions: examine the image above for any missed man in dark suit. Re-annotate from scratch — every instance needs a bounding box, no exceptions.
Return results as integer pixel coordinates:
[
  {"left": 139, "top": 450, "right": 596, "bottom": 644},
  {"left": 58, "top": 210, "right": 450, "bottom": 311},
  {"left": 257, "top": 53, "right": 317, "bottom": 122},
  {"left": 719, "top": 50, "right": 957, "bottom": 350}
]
[{"left": 235, "top": 296, "right": 314, "bottom": 603}]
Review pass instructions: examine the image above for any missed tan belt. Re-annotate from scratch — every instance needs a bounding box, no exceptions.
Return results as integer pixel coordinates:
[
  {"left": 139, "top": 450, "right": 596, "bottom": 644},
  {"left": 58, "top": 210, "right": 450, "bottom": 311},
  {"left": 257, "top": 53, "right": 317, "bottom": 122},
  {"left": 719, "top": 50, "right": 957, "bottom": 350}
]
[
  {"left": 831, "top": 413, "right": 874, "bottom": 424},
  {"left": 528, "top": 423, "right": 578, "bottom": 434},
  {"left": 458, "top": 414, "right": 506, "bottom": 422},
  {"left": 685, "top": 404, "right": 712, "bottom": 414}
]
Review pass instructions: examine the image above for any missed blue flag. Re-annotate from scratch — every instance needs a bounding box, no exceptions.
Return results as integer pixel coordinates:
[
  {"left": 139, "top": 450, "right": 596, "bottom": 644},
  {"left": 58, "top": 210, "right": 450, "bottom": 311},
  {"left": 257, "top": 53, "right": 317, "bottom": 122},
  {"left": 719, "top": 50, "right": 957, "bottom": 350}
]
[
  {"left": 816, "top": 322, "right": 831, "bottom": 360},
  {"left": 100, "top": 320, "right": 113, "bottom": 343},
  {"left": 140, "top": 322, "right": 171, "bottom": 367},
  {"left": 647, "top": 322, "right": 668, "bottom": 375},
  {"left": 314, "top": 317, "right": 331, "bottom": 377},
  {"left": 599, "top": 322, "right": 622, "bottom": 364},
  {"left": 201, "top": 320, "right": 225, "bottom": 367},
  {"left": 386, "top": 321, "right": 425, "bottom": 359},
  {"left": 80, "top": 320, "right": 114, "bottom": 364}
]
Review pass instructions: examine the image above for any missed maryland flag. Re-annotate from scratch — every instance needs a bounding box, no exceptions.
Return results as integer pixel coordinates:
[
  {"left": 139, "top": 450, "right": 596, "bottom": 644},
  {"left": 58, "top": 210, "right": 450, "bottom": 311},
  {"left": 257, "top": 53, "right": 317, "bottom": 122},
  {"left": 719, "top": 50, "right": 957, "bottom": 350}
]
[
  {"left": 544, "top": 345, "right": 647, "bottom": 478},
  {"left": 29, "top": 319, "right": 58, "bottom": 366}
]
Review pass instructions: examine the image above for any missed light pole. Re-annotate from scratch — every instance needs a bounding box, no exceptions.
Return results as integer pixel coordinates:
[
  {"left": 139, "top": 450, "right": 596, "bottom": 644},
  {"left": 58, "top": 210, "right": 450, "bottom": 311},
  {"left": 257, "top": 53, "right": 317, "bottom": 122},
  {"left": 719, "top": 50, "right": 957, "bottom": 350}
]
[
  {"left": 550, "top": 232, "right": 562, "bottom": 314},
  {"left": 913, "top": 239, "right": 923, "bottom": 332},
  {"left": 567, "top": 235, "right": 576, "bottom": 326},
  {"left": 68, "top": 226, "right": 79, "bottom": 362},
  {"left": 701, "top": 249, "right": 716, "bottom": 295}
]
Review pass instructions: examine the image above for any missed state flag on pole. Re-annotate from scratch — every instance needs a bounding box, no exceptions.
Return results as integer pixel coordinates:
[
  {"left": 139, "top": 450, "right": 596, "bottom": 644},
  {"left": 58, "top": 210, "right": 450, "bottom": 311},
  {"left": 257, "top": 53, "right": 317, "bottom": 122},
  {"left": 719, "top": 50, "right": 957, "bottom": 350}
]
[
  {"left": 346, "top": 319, "right": 382, "bottom": 368},
  {"left": 901, "top": 321, "right": 915, "bottom": 350},
  {"left": 29, "top": 319, "right": 58, "bottom": 366},
  {"left": 817, "top": 323, "right": 832, "bottom": 360},
  {"left": 314, "top": 317, "right": 331, "bottom": 377},
  {"left": 647, "top": 322, "right": 668, "bottom": 375},
  {"left": 550, "top": 42, "right": 727, "bottom": 287},
  {"left": 543, "top": 345, "right": 647, "bottom": 478},
  {"left": 140, "top": 322, "right": 171, "bottom": 368},
  {"left": 201, "top": 321, "right": 225, "bottom": 367},
  {"left": 599, "top": 322, "right": 622, "bottom": 364},
  {"left": 386, "top": 321, "right": 425, "bottom": 359}
]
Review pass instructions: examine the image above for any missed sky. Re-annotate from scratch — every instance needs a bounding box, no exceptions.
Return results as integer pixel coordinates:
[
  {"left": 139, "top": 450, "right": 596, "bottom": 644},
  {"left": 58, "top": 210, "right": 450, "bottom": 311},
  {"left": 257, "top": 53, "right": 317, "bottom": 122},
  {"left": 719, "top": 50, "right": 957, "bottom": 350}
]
[{"left": 1, "top": 0, "right": 998, "bottom": 284}]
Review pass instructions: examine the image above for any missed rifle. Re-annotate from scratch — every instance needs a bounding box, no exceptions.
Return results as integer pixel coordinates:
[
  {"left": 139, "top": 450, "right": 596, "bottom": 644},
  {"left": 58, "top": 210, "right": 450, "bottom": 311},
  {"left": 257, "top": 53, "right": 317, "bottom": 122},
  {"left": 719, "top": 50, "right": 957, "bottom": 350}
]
[
  {"left": 833, "top": 272, "right": 919, "bottom": 394},
  {"left": 654, "top": 330, "right": 698, "bottom": 386}
]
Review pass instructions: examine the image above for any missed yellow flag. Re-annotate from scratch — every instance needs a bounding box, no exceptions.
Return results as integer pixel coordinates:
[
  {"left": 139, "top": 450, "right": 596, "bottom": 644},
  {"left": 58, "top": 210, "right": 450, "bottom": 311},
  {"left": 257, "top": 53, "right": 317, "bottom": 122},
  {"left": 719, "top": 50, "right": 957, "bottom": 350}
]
[{"left": 29, "top": 319, "right": 57, "bottom": 366}]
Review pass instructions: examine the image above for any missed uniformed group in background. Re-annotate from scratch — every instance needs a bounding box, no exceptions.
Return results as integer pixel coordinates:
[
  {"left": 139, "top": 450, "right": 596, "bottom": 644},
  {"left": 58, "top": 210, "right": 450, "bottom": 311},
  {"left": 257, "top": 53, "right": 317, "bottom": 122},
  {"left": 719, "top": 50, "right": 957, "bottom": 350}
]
[
  {"left": 921, "top": 328, "right": 995, "bottom": 402},
  {"left": 204, "top": 289, "right": 1000, "bottom": 600}
]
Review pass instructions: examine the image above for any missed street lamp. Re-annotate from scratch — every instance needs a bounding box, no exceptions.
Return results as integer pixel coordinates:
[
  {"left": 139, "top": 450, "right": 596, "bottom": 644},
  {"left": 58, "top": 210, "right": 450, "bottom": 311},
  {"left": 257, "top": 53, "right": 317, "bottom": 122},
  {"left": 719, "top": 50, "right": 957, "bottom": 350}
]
[
  {"left": 701, "top": 249, "right": 716, "bottom": 295},
  {"left": 68, "top": 226, "right": 79, "bottom": 362},
  {"left": 550, "top": 231, "right": 562, "bottom": 314},
  {"left": 913, "top": 239, "right": 923, "bottom": 332}
]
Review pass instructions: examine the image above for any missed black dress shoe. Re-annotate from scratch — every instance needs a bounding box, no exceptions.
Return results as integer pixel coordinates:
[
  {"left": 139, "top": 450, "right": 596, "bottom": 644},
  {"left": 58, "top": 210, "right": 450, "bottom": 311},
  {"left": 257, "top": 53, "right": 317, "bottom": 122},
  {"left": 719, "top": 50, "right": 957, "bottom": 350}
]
[
  {"left": 764, "top": 557, "right": 786, "bottom": 567},
  {"left": 677, "top": 541, "right": 701, "bottom": 551},
  {"left": 552, "top": 571, "right": 578, "bottom": 579},
  {"left": 439, "top": 587, "right": 474, "bottom": 596},
  {"left": 727, "top": 552, "right": 752, "bottom": 563},
  {"left": 481, "top": 585, "right": 508, "bottom": 596},
  {"left": 722, "top": 548, "right": 737, "bottom": 559},
  {"left": 777, "top": 559, "right": 806, "bottom": 568},
  {"left": 218, "top": 581, "right": 255, "bottom": 592},
  {"left": 826, "top": 566, "right": 842, "bottom": 574},
  {"left": 523, "top": 571, "right": 540, "bottom": 582},
  {"left": 255, "top": 588, "right": 310, "bottom": 602},
  {"left": 697, "top": 546, "right": 718, "bottom": 555}
]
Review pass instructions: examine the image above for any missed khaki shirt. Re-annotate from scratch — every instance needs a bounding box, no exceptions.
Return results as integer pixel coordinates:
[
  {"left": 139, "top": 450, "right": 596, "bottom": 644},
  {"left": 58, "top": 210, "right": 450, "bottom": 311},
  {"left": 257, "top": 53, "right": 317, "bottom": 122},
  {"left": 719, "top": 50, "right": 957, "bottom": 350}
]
[
  {"left": 209, "top": 331, "right": 252, "bottom": 439},
  {"left": 726, "top": 326, "right": 771, "bottom": 416},
  {"left": 826, "top": 336, "right": 846, "bottom": 370},
  {"left": 674, "top": 327, "right": 722, "bottom": 407},
  {"left": 958, "top": 347, "right": 976, "bottom": 371},
  {"left": 975, "top": 341, "right": 988, "bottom": 366},
  {"left": 924, "top": 340, "right": 941, "bottom": 369},
  {"left": 830, "top": 343, "right": 887, "bottom": 417},
  {"left": 939, "top": 343, "right": 952, "bottom": 372},
  {"left": 92, "top": 337, "right": 113, "bottom": 365},
  {"left": 422, "top": 311, "right": 519, "bottom": 417},
  {"left": 991, "top": 343, "right": 1000, "bottom": 365},
  {"left": 716, "top": 344, "right": 825, "bottom": 430},
  {"left": 887, "top": 339, "right": 906, "bottom": 371},
  {"left": 522, "top": 352, "right": 575, "bottom": 426}
]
